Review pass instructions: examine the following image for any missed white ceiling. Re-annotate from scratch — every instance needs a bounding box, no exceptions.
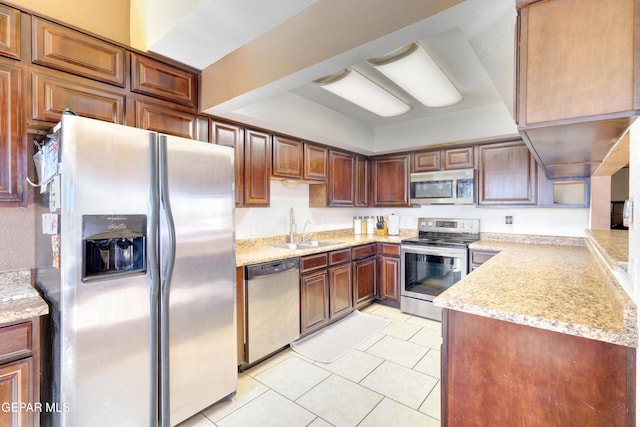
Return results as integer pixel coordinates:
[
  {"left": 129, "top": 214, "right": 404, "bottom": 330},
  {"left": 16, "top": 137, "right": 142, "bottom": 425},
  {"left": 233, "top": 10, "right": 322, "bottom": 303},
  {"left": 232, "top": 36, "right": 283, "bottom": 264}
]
[{"left": 149, "top": 0, "right": 519, "bottom": 153}]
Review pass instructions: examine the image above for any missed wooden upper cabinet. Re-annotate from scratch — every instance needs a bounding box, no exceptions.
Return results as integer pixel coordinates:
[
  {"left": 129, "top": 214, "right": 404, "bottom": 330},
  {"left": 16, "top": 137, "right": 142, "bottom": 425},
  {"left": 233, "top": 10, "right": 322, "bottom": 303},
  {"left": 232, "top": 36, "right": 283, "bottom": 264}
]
[
  {"left": 133, "top": 98, "right": 197, "bottom": 139},
  {"left": 413, "top": 147, "right": 473, "bottom": 172},
  {"left": 327, "top": 151, "right": 355, "bottom": 206},
  {"left": 303, "top": 143, "right": 328, "bottom": 181},
  {"left": 443, "top": 147, "right": 474, "bottom": 169},
  {"left": 272, "top": 136, "right": 303, "bottom": 179},
  {"left": 130, "top": 53, "right": 197, "bottom": 108},
  {"left": 412, "top": 151, "right": 440, "bottom": 172},
  {"left": 354, "top": 155, "right": 369, "bottom": 207},
  {"left": 0, "top": 5, "right": 20, "bottom": 60},
  {"left": 478, "top": 141, "right": 537, "bottom": 205},
  {"left": 244, "top": 129, "right": 271, "bottom": 206},
  {"left": 0, "top": 61, "right": 24, "bottom": 206},
  {"left": 32, "top": 71, "right": 125, "bottom": 124},
  {"left": 370, "top": 154, "right": 410, "bottom": 207},
  {"left": 517, "top": 0, "right": 637, "bottom": 125},
  {"left": 210, "top": 120, "right": 245, "bottom": 206},
  {"left": 32, "top": 17, "right": 126, "bottom": 87}
]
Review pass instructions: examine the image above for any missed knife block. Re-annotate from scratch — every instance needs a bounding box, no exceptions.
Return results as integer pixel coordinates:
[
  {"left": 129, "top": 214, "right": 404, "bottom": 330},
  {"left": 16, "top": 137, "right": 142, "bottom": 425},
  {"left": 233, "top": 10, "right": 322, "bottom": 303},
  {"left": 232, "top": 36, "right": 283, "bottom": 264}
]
[{"left": 375, "top": 221, "right": 388, "bottom": 236}]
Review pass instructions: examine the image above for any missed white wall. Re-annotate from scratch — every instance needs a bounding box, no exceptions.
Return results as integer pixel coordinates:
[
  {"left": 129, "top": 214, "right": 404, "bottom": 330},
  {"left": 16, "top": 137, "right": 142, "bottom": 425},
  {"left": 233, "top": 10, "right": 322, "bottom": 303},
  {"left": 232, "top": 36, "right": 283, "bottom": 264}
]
[{"left": 236, "top": 179, "right": 589, "bottom": 239}]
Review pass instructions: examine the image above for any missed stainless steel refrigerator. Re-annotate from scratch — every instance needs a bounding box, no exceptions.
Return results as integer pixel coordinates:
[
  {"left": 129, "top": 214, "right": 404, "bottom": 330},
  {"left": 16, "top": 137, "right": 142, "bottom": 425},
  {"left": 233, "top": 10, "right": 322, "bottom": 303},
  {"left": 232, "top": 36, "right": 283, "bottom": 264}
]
[{"left": 34, "top": 115, "right": 237, "bottom": 426}]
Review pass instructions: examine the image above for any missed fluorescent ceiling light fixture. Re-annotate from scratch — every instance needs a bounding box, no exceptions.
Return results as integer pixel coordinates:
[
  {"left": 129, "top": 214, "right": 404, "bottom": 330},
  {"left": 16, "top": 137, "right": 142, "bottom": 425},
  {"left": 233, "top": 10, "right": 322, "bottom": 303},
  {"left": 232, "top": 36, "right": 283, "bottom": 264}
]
[
  {"left": 314, "top": 69, "right": 411, "bottom": 117},
  {"left": 369, "top": 43, "right": 462, "bottom": 108}
]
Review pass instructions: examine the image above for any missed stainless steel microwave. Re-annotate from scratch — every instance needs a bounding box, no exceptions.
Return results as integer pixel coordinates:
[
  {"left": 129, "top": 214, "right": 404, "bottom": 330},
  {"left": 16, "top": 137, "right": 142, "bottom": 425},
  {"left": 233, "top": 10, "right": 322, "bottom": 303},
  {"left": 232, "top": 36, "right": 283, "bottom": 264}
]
[{"left": 410, "top": 168, "right": 475, "bottom": 205}]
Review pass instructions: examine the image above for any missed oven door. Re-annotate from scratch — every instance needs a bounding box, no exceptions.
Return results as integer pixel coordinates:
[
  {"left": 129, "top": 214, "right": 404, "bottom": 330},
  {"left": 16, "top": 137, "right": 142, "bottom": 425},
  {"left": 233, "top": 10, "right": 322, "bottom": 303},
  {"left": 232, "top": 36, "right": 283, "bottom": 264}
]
[{"left": 401, "top": 244, "right": 468, "bottom": 301}]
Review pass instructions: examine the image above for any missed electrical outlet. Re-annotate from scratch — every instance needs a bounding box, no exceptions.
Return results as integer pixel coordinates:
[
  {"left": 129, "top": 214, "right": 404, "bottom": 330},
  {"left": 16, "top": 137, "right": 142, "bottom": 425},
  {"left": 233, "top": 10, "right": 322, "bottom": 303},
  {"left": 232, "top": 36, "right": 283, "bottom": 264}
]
[
  {"left": 250, "top": 224, "right": 258, "bottom": 236},
  {"left": 505, "top": 215, "right": 513, "bottom": 225}
]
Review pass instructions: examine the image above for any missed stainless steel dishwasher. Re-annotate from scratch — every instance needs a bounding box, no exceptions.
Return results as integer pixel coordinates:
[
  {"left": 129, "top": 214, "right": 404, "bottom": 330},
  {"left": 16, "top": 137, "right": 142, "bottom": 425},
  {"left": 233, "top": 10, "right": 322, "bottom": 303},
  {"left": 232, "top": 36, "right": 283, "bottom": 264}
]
[{"left": 245, "top": 258, "right": 300, "bottom": 364}]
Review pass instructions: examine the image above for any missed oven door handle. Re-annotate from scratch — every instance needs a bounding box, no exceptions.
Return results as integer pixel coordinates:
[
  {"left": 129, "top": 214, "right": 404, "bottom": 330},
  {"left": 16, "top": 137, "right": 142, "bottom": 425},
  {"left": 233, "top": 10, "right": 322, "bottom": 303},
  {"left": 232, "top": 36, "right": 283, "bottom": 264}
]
[{"left": 401, "top": 244, "right": 467, "bottom": 257}]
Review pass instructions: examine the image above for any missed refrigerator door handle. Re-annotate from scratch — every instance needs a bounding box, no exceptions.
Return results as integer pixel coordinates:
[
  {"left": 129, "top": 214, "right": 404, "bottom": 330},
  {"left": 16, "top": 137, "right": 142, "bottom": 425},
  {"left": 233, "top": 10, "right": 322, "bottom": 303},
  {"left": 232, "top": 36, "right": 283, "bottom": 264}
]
[
  {"left": 158, "top": 134, "right": 176, "bottom": 427},
  {"left": 148, "top": 133, "right": 160, "bottom": 427}
]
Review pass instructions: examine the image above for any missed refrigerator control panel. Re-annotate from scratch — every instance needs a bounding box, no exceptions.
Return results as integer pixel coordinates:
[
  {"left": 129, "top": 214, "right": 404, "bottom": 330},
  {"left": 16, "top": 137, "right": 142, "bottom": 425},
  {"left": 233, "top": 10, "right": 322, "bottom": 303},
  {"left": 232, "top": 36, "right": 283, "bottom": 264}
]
[{"left": 82, "top": 215, "right": 146, "bottom": 282}]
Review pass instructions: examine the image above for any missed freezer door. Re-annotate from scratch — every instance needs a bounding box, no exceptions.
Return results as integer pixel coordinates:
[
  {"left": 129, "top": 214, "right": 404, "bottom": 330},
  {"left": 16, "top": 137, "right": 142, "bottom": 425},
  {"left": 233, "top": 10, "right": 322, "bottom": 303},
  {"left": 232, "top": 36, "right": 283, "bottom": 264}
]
[
  {"left": 56, "top": 116, "right": 156, "bottom": 426},
  {"left": 159, "top": 134, "right": 237, "bottom": 426}
]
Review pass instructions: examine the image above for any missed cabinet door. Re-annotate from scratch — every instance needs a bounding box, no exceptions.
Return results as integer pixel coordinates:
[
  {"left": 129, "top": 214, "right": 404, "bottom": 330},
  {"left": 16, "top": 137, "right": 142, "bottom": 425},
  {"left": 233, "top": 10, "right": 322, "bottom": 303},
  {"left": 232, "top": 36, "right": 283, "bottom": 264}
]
[
  {"left": 412, "top": 151, "right": 440, "bottom": 172},
  {"left": 272, "top": 136, "right": 302, "bottom": 179},
  {"left": 517, "top": 0, "right": 636, "bottom": 125},
  {"left": 300, "top": 271, "right": 329, "bottom": 335},
  {"left": 32, "top": 16, "right": 125, "bottom": 86},
  {"left": 244, "top": 129, "right": 271, "bottom": 206},
  {"left": 355, "top": 155, "right": 369, "bottom": 207},
  {"left": 32, "top": 71, "right": 125, "bottom": 124},
  {"left": 131, "top": 53, "right": 197, "bottom": 107},
  {"left": 0, "top": 61, "right": 23, "bottom": 206},
  {"left": 303, "top": 143, "right": 327, "bottom": 181},
  {"left": 329, "top": 262, "right": 353, "bottom": 319},
  {"left": 378, "top": 256, "right": 400, "bottom": 306},
  {"left": 0, "top": 5, "right": 20, "bottom": 60},
  {"left": 210, "top": 120, "right": 245, "bottom": 206},
  {"left": 328, "top": 151, "right": 355, "bottom": 206},
  {"left": 478, "top": 141, "right": 537, "bottom": 205},
  {"left": 353, "top": 256, "right": 376, "bottom": 308},
  {"left": 371, "top": 154, "right": 410, "bottom": 207},
  {"left": 443, "top": 147, "right": 474, "bottom": 169},
  {"left": 134, "top": 98, "right": 197, "bottom": 139},
  {"left": 0, "top": 358, "right": 33, "bottom": 427}
]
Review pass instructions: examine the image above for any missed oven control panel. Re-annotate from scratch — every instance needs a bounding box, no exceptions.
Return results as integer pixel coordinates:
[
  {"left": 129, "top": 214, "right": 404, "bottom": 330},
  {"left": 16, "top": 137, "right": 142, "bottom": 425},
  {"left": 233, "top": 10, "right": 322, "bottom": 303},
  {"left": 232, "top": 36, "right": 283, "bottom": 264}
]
[{"left": 418, "top": 217, "right": 479, "bottom": 234}]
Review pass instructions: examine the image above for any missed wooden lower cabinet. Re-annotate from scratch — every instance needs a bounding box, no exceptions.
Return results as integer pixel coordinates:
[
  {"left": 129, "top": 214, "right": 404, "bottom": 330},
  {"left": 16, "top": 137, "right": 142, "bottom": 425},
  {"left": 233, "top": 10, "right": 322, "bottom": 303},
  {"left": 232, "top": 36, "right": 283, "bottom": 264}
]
[
  {"left": 300, "top": 270, "right": 329, "bottom": 335},
  {"left": 352, "top": 244, "right": 377, "bottom": 309},
  {"left": 328, "top": 250, "right": 353, "bottom": 318},
  {"left": 442, "top": 309, "right": 635, "bottom": 427},
  {"left": 0, "top": 318, "right": 40, "bottom": 427},
  {"left": 376, "top": 243, "right": 400, "bottom": 308}
]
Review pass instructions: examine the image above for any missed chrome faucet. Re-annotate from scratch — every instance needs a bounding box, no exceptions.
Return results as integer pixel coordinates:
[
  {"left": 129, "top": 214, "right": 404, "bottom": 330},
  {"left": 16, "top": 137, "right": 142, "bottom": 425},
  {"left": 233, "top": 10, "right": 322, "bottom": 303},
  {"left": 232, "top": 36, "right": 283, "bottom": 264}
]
[
  {"left": 302, "top": 220, "right": 311, "bottom": 242},
  {"left": 288, "top": 208, "right": 297, "bottom": 243}
]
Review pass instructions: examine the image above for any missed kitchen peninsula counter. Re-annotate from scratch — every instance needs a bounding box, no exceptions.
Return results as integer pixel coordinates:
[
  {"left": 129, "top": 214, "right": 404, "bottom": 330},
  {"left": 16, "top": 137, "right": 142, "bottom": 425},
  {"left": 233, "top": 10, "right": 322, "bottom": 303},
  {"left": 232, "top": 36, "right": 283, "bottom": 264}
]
[
  {"left": 235, "top": 229, "right": 416, "bottom": 267},
  {"left": 0, "top": 269, "right": 49, "bottom": 324},
  {"left": 434, "top": 236, "right": 637, "bottom": 348}
]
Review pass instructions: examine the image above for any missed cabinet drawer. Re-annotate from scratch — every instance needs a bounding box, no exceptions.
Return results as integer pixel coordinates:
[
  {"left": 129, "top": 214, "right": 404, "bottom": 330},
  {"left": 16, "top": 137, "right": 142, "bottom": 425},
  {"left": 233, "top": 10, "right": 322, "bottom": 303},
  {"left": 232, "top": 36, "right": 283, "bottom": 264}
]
[
  {"left": 32, "top": 17, "right": 126, "bottom": 86},
  {"left": 0, "top": 322, "right": 32, "bottom": 363},
  {"left": 131, "top": 53, "right": 197, "bottom": 107},
  {"left": 377, "top": 243, "right": 400, "bottom": 257},
  {"left": 470, "top": 250, "right": 498, "bottom": 266},
  {"left": 328, "top": 248, "right": 351, "bottom": 265},
  {"left": 300, "top": 253, "right": 328, "bottom": 273},
  {"left": 352, "top": 243, "right": 376, "bottom": 260}
]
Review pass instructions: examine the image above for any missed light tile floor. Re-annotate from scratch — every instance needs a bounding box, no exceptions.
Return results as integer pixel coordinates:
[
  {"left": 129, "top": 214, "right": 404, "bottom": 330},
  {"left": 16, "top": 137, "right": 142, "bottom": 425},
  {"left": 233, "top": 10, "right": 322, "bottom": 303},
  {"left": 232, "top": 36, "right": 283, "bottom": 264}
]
[{"left": 178, "top": 303, "right": 442, "bottom": 427}]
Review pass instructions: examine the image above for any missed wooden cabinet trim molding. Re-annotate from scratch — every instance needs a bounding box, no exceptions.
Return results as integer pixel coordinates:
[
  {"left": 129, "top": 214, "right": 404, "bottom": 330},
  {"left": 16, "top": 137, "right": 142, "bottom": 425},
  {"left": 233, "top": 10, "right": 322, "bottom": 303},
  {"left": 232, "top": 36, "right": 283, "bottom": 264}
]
[
  {"left": 32, "top": 71, "right": 125, "bottom": 124},
  {"left": 130, "top": 53, "right": 197, "bottom": 108},
  {"left": 0, "top": 5, "right": 20, "bottom": 60},
  {"left": 32, "top": 16, "right": 126, "bottom": 87}
]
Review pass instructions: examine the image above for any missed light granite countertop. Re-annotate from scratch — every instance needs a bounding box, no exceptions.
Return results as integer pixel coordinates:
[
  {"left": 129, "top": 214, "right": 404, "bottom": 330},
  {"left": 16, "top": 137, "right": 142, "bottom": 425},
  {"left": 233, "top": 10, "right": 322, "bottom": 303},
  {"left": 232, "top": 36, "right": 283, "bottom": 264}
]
[
  {"left": 0, "top": 269, "right": 49, "bottom": 325},
  {"left": 235, "top": 229, "right": 415, "bottom": 267},
  {"left": 434, "top": 236, "right": 637, "bottom": 348},
  {"left": 585, "top": 229, "right": 628, "bottom": 272}
]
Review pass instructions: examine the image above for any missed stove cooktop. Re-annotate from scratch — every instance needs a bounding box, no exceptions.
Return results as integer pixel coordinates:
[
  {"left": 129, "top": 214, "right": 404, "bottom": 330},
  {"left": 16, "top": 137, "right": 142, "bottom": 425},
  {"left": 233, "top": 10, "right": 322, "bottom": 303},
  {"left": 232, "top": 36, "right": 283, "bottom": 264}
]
[{"left": 402, "top": 217, "right": 480, "bottom": 248}]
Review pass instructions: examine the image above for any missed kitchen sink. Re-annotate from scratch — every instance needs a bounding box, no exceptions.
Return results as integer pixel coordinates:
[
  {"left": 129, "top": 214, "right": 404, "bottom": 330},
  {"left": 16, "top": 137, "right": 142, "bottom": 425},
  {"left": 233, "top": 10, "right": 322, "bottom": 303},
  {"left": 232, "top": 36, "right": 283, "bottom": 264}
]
[
  {"left": 298, "top": 240, "right": 343, "bottom": 248},
  {"left": 271, "top": 240, "right": 344, "bottom": 250}
]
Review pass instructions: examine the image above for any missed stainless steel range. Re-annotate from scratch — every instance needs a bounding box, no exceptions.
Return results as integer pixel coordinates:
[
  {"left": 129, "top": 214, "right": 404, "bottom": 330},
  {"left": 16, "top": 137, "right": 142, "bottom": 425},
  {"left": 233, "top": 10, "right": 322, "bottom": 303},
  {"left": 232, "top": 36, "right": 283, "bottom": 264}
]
[{"left": 400, "top": 217, "right": 480, "bottom": 321}]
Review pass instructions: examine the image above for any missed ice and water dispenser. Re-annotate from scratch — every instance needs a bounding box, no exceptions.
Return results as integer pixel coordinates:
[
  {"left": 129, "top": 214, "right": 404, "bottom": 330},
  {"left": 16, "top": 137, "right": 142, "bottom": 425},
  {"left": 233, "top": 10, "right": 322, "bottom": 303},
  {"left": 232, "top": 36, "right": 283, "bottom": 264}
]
[{"left": 82, "top": 215, "right": 146, "bottom": 281}]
